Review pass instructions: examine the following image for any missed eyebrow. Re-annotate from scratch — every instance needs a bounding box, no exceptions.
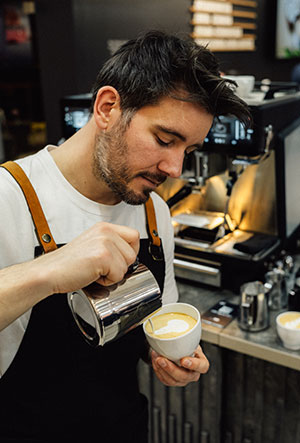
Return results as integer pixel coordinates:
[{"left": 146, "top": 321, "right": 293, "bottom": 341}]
[
  {"left": 156, "top": 125, "right": 203, "bottom": 150},
  {"left": 156, "top": 125, "right": 187, "bottom": 142}
]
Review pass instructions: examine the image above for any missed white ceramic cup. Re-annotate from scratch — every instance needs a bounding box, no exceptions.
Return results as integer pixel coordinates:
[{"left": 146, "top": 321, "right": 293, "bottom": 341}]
[
  {"left": 143, "top": 302, "right": 201, "bottom": 364},
  {"left": 224, "top": 75, "right": 255, "bottom": 98},
  {"left": 276, "top": 311, "right": 300, "bottom": 350}
]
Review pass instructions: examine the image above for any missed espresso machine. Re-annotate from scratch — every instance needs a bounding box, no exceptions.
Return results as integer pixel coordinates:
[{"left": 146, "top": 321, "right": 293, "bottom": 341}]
[{"left": 160, "top": 87, "right": 300, "bottom": 292}]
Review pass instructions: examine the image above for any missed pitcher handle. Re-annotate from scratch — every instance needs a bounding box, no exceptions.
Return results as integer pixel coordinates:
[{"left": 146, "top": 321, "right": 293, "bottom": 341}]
[{"left": 241, "top": 301, "right": 253, "bottom": 326}]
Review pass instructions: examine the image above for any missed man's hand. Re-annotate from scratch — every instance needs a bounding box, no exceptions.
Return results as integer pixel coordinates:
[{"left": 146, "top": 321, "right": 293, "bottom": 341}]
[
  {"left": 0, "top": 222, "right": 140, "bottom": 331},
  {"left": 151, "top": 345, "right": 209, "bottom": 387},
  {"left": 45, "top": 222, "right": 140, "bottom": 294}
]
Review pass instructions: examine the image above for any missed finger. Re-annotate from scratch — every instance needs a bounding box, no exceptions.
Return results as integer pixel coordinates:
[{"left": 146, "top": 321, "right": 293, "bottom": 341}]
[
  {"left": 93, "top": 230, "right": 139, "bottom": 285},
  {"left": 181, "top": 346, "right": 210, "bottom": 374},
  {"left": 107, "top": 231, "right": 139, "bottom": 267},
  {"left": 154, "top": 364, "right": 198, "bottom": 386},
  {"left": 152, "top": 355, "right": 199, "bottom": 386},
  {"left": 105, "top": 223, "right": 140, "bottom": 255},
  {"left": 151, "top": 353, "right": 179, "bottom": 385},
  {"left": 95, "top": 240, "right": 134, "bottom": 285},
  {"left": 153, "top": 362, "right": 187, "bottom": 386}
]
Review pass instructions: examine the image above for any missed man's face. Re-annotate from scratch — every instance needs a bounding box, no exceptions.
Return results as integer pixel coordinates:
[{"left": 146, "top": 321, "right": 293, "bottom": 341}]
[{"left": 93, "top": 96, "right": 213, "bottom": 205}]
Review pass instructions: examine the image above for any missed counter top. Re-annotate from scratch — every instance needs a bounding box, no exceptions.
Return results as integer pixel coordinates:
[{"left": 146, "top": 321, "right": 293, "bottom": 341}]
[{"left": 177, "top": 279, "right": 300, "bottom": 372}]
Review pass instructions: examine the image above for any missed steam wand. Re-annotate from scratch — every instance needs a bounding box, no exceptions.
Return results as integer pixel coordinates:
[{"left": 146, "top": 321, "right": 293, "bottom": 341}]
[{"left": 214, "top": 170, "right": 238, "bottom": 241}]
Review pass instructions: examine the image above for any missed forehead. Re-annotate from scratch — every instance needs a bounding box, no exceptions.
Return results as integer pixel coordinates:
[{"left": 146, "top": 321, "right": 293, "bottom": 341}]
[
  {"left": 131, "top": 96, "right": 213, "bottom": 140},
  {"left": 136, "top": 97, "right": 213, "bottom": 127}
]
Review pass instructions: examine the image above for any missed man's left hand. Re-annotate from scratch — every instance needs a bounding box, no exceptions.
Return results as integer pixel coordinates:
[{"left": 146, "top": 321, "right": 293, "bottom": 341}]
[{"left": 151, "top": 345, "right": 209, "bottom": 387}]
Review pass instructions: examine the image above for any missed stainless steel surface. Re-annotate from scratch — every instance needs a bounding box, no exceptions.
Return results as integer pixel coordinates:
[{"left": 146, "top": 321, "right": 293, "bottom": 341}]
[
  {"left": 174, "top": 237, "right": 211, "bottom": 251},
  {"left": 68, "top": 263, "right": 161, "bottom": 346},
  {"left": 194, "top": 151, "right": 209, "bottom": 187},
  {"left": 175, "top": 278, "right": 300, "bottom": 370},
  {"left": 138, "top": 276, "right": 300, "bottom": 443},
  {"left": 228, "top": 152, "right": 277, "bottom": 235},
  {"left": 265, "top": 268, "right": 287, "bottom": 310},
  {"left": 174, "top": 258, "right": 221, "bottom": 287},
  {"left": 172, "top": 210, "right": 224, "bottom": 230},
  {"left": 211, "top": 230, "right": 280, "bottom": 261},
  {"left": 238, "top": 281, "right": 269, "bottom": 332}
]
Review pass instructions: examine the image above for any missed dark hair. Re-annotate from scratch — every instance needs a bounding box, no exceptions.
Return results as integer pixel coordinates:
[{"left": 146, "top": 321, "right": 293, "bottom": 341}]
[{"left": 91, "top": 30, "right": 251, "bottom": 127}]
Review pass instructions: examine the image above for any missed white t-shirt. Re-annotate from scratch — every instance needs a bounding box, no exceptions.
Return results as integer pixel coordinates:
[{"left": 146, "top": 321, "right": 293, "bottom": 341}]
[{"left": 0, "top": 146, "right": 178, "bottom": 376}]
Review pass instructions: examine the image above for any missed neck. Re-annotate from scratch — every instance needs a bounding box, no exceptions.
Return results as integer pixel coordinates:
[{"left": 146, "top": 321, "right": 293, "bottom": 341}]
[{"left": 50, "top": 118, "right": 121, "bottom": 205}]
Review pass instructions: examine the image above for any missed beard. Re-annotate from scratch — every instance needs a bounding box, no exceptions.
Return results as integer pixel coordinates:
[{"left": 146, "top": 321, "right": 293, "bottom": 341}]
[{"left": 93, "top": 117, "right": 166, "bottom": 205}]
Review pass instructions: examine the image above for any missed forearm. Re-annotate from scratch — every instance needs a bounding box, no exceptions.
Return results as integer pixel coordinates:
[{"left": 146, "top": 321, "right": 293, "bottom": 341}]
[
  {"left": 0, "top": 256, "right": 53, "bottom": 331},
  {"left": 0, "top": 222, "right": 140, "bottom": 331}
]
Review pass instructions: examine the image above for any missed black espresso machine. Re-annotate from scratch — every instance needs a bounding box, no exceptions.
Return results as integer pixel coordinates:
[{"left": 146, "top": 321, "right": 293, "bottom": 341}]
[{"left": 162, "top": 88, "right": 300, "bottom": 292}]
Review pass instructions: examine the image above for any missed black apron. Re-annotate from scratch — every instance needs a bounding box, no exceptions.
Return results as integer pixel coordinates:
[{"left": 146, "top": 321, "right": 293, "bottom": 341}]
[{"left": 0, "top": 165, "right": 166, "bottom": 443}]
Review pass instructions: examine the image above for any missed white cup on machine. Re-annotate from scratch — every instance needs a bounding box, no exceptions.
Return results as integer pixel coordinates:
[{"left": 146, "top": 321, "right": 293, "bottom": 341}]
[{"left": 223, "top": 75, "right": 255, "bottom": 98}]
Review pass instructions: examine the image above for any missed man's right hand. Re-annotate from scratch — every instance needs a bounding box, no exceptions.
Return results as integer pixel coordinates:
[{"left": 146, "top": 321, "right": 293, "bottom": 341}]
[
  {"left": 0, "top": 222, "right": 140, "bottom": 331},
  {"left": 44, "top": 222, "right": 140, "bottom": 294}
]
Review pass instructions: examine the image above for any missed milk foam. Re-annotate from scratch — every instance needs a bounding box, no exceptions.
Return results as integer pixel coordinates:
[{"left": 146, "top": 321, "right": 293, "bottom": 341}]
[
  {"left": 154, "top": 319, "right": 189, "bottom": 336},
  {"left": 284, "top": 317, "right": 300, "bottom": 329}
]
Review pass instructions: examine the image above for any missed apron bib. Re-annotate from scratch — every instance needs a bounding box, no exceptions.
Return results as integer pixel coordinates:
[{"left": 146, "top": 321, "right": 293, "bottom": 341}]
[{"left": 0, "top": 161, "right": 166, "bottom": 442}]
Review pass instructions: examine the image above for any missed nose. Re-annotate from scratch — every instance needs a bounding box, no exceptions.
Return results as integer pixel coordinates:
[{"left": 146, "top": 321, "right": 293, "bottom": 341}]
[{"left": 157, "top": 148, "right": 185, "bottom": 178}]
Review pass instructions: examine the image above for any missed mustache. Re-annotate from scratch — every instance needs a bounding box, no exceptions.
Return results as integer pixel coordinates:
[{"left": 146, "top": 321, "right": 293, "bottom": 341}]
[{"left": 136, "top": 172, "right": 167, "bottom": 185}]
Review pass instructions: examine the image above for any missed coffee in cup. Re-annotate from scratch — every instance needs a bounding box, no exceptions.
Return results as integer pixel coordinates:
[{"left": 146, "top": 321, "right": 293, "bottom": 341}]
[
  {"left": 276, "top": 311, "right": 300, "bottom": 350},
  {"left": 145, "top": 312, "right": 197, "bottom": 339},
  {"left": 143, "top": 302, "right": 202, "bottom": 363},
  {"left": 277, "top": 312, "right": 300, "bottom": 329}
]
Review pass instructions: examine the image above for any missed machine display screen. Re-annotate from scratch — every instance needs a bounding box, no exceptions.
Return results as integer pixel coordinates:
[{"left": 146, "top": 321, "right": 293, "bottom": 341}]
[
  {"left": 63, "top": 106, "right": 90, "bottom": 139},
  {"left": 204, "top": 115, "right": 254, "bottom": 148}
]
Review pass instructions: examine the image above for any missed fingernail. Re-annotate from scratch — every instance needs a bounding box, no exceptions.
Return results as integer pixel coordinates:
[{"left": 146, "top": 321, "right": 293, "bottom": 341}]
[
  {"left": 159, "top": 359, "right": 167, "bottom": 368},
  {"left": 183, "top": 359, "right": 192, "bottom": 368},
  {"left": 151, "top": 350, "right": 158, "bottom": 358}
]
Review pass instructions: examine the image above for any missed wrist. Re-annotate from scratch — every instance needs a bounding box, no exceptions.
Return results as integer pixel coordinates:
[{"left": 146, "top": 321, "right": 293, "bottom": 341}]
[{"left": 28, "top": 252, "right": 58, "bottom": 300}]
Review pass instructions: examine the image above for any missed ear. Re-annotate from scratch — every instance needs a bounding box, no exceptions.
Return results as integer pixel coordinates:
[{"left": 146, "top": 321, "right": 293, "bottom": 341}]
[{"left": 93, "top": 86, "right": 121, "bottom": 130}]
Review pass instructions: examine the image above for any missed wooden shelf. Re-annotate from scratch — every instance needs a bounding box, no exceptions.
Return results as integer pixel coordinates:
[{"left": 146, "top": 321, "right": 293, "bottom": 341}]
[
  {"left": 228, "top": 0, "right": 257, "bottom": 6},
  {"left": 193, "top": 40, "right": 256, "bottom": 51},
  {"left": 232, "top": 10, "right": 257, "bottom": 18},
  {"left": 208, "top": 47, "right": 254, "bottom": 51},
  {"left": 193, "top": 0, "right": 257, "bottom": 5},
  {"left": 191, "top": 7, "right": 257, "bottom": 19},
  {"left": 233, "top": 22, "right": 256, "bottom": 29},
  {"left": 191, "top": 20, "right": 257, "bottom": 30},
  {"left": 191, "top": 33, "right": 255, "bottom": 40},
  {"left": 190, "top": 0, "right": 257, "bottom": 52}
]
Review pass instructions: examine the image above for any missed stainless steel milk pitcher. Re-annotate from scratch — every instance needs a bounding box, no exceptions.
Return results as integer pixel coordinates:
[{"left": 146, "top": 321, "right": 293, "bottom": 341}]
[
  {"left": 238, "top": 280, "right": 270, "bottom": 332},
  {"left": 68, "top": 263, "right": 161, "bottom": 346}
]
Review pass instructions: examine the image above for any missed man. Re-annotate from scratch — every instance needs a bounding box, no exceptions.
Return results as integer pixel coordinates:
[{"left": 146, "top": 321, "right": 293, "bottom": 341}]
[{"left": 0, "top": 31, "right": 250, "bottom": 442}]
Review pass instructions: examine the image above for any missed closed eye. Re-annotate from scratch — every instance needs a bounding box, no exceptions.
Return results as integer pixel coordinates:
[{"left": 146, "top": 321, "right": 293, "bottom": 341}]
[{"left": 156, "top": 137, "right": 172, "bottom": 147}]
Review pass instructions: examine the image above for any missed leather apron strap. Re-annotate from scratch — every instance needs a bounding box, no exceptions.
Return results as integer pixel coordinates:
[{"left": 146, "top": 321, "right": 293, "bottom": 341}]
[
  {"left": 144, "top": 196, "right": 163, "bottom": 261},
  {"left": 0, "top": 161, "right": 58, "bottom": 253}
]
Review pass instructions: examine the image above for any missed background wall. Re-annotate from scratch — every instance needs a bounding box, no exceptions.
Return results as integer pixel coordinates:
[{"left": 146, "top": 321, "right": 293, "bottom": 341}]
[
  {"left": 34, "top": 0, "right": 299, "bottom": 145},
  {"left": 35, "top": 0, "right": 193, "bottom": 144}
]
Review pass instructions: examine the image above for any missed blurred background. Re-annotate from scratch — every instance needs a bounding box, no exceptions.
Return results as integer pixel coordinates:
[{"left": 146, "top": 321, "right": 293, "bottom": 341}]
[{"left": 0, "top": 0, "right": 299, "bottom": 162}]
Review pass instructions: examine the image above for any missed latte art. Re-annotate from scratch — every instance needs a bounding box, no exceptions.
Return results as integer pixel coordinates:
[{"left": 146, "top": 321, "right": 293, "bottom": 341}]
[
  {"left": 145, "top": 312, "right": 197, "bottom": 339},
  {"left": 279, "top": 312, "right": 300, "bottom": 329}
]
